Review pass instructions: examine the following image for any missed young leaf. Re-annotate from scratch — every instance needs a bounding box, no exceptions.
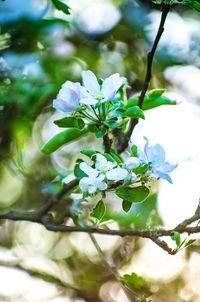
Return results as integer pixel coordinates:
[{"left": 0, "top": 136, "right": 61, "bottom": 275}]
[
  {"left": 110, "top": 149, "right": 123, "bottom": 164},
  {"left": 174, "top": 0, "right": 200, "bottom": 12},
  {"left": 116, "top": 186, "right": 150, "bottom": 203},
  {"left": 91, "top": 200, "right": 106, "bottom": 221},
  {"left": 121, "top": 273, "right": 152, "bottom": 297},
  {"left": 104, "top": 118, "right": 118, "bottom": 129},
  {"left": 121, "top": 106, "right": 145, "bottom": 119},
  {"left": 171, "top": 232, "right": 181, "bottom": 247},
  {"left": 81, "top": 150, "right": 97, "bottom": 158},
  {"left": 133, "top": 164, "right": 149, "bottom": 174},
  {"left": 95, "top": 126, "right": 107, "bottom": 138},
  {"left": 51, "top": 0, "right": 71, "bottom": 15},
  {"left": 87, "top": 122, "right": 98, "bottom": 133},
  {"left": 74, "top": 159, "right": 87, "bottom": 179},
  {"left": 54, "top": 117, "right": 85, "bottom": 129},
  {"left": 41, "top": 128, "right": 88, "bottom": 154},
  {"left": 122, "top": 200, "right": 132, "bottom": 212},
  {"left": 126, "top": 89, "right": 176, "bottom": 111},
  {"left": 183, "top": 238, "right": 196, "bottom": 248},
  {"left": 131, "top": 145, "right": 138, "bottom": 157}
]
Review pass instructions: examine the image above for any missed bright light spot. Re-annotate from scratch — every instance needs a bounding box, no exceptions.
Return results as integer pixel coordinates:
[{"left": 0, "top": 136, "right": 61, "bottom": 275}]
[{"left": 69, "top": 0, "right": 121, "bottom": 34}]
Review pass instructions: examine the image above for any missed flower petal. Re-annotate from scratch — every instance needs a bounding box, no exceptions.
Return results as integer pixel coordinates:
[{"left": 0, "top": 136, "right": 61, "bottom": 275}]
[
  {"left": 125, "top": 157, "right": 141, "bottom": 170},
  {"left": 94, "top": 177, "right": 108, "bottom": 191},
  {"left": 82, "top": 70, "right": 100, "bottom": 96},
  {"left": 79, "top": 177, "right": 90, "bottom": 192},
  {"left": 95, "top": 154, "right": 108, "bottom": 170},
  {"left": 53, "top": 81, "right": 80, "bottom": 113},
  {"left": 88, "top": 185, "right": 97, "bottom": 194},
  {"left": 106, "top": 167, "right": 128, "bottom": 181},
  {"left": 144, "top": 137, "right": 165, "bottom": 165},
  {"left": 131, "top": 172, "right": 137, "bottom": 181},
  {"left": 80, "top": 97, "right": 98, "bottom": 106},
  {"left": 153, "top": 169, "right": 173, "bottom": 184},
  {"left": 160, "top": 163, "right": 178, "bottom": 173},
  {"left": 102, "top": 73, "right": 124, "bottom": 101},
  {"left": 53, "top": 98, "right": 76, "bottom": 113},
  {"left": 80, "top": 162, "right": 98, "bottom": 177}
]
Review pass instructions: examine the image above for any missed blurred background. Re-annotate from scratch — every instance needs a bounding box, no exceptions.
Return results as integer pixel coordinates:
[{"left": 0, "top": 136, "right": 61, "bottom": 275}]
[{"left": 0, "top": 0, "right": 200, "bottom": 301}]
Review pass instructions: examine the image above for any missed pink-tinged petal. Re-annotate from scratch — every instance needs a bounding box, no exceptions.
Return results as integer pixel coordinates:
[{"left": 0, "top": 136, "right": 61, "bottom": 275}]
[
  {"left": 102, "top": 73, "right": 124, "bottom": 101},
  {"left": 82, "top": 70, "right": 100, "bottom": 96},
  {"left": 53, "top": 81, "right": 80, "bottom": 113},
  {"left": 80, "top": 97, "right": 98, "bottom": 106},
  {"left": 53, "top": 98, "right": 76, "bottom": 113},
  {"left": 106, "top": 167, "right": 128, "bottom": 181}
]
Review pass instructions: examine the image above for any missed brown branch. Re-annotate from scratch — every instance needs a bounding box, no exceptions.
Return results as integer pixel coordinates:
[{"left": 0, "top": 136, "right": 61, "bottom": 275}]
[
  {"left": 0, "top": 179, "right": 200, "bottom": 255},
  {"left": 103, "top": 133, "right": 112, "bottom": 153},
  {"left": 117, "top": 4, "right": 171, "bottom": 154},
  {"left": 0, "top": 178, "right": 79, "bottom": 222},
  {"left": 150, "top": 237, "right": 176, "bottom": 255}
]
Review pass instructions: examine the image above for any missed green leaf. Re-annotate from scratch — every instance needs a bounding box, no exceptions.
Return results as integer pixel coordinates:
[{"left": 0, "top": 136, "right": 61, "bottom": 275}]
[
  {"left": 54, "top": 117, "right": 85, "bottom": 129},
  {"left": 81, "top": 150, "right": 97, "bottom": 158},
  {"left": 91, "top": 200, "right": 106, "bottom": 221},
  {"left": 104, "top": 117, "right": 118, "bottom": 129},
  {"left": 95, "top": 126, "right": 107, "bottom": 138},
  {"left": 174, "top": 0, "right": 200, "bottom": 12},
  {"left": 131, "top": 145, "right": 138, "bottom": 157},
  {"left": 51, "top": 0, "right": 71, "bottom": 15},
  {"left": 121, "top": 273, "right": 152, "bottom": 297},
  {"left": 116, "top": 186, "right": 150, "bottom": 203},
  {"left": 74, "top": 159, "right": 87, "bottom": 179},
  {"left": 122, "top": 200, "right": 132, "bottom": 212},
  {"left": 133, "top": 164, "right": 149, "bottom": 174},
  {"left": 87, "top": 122, "right": 98, "bottom": 133},
  {"left": 189, "top": 0, "right": 200, "bottom": 12},
  {"left": 41, "top": 128, "right": 88, "bottom": 154},
  {"left": 121, "top": 106, "right": 145, "bottom": 119},
  {"left": 110, "top": 149, "right": 123, "bottom": 164},
  {"left": 104, "top": 153, "right": 116, "bottom": 162},
  {"left": 171, "top": 232, "right": 181, "bottom": 247},
  {"left": 183, "top": 238, "right": 196, "bottom": 248},
  {"left": 148, "top": 88, "right": 166, "bottom": 97},
  {"left": 126, "top": 89, "right": 176, "bottom": 111}
]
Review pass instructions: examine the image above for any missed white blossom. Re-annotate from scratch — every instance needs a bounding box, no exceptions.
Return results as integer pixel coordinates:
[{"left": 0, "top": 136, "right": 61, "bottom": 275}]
[
  {"left": 79, "top": 70, "right": 124, "bottom": 106},
  {"left": 79, "top": 154, "right": 129, "bottom": 194},
  {"left": 79, "top": 174, "right": 107, "bottom": 194},
  {"left": 53, "top": 81, "right": 81, "bottom": 113},
  {"left": 138, "top": 137, "right": 177, "bottom": 184},
  {"left": 106, "top": 167, "right": 128, "bottom": 181}
]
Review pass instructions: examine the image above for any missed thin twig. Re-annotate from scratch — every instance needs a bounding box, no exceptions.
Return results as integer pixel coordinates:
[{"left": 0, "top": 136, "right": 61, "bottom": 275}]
[
  {"left": 89, "top": 234, "right": 139, "bottom": 302},
  {"left": 117, "top": 4, "right": 171, "bottom": 154}
]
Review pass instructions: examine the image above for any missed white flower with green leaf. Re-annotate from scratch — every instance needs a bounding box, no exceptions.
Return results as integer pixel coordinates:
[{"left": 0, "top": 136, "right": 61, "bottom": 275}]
[{"left": 79, "top": 153, "right": 129, "bottom": 194}]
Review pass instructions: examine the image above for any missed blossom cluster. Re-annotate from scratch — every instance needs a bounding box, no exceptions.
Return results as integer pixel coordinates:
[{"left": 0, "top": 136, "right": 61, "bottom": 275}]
[
  {"left": 53, "top": 70, "right": 124, "bottom": 115},
  {"left": 78, "top": 137, "right": 177, "bottom": 195},
  {"left": 79, "top": 153, "right": 139, "bottom": 194}
]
